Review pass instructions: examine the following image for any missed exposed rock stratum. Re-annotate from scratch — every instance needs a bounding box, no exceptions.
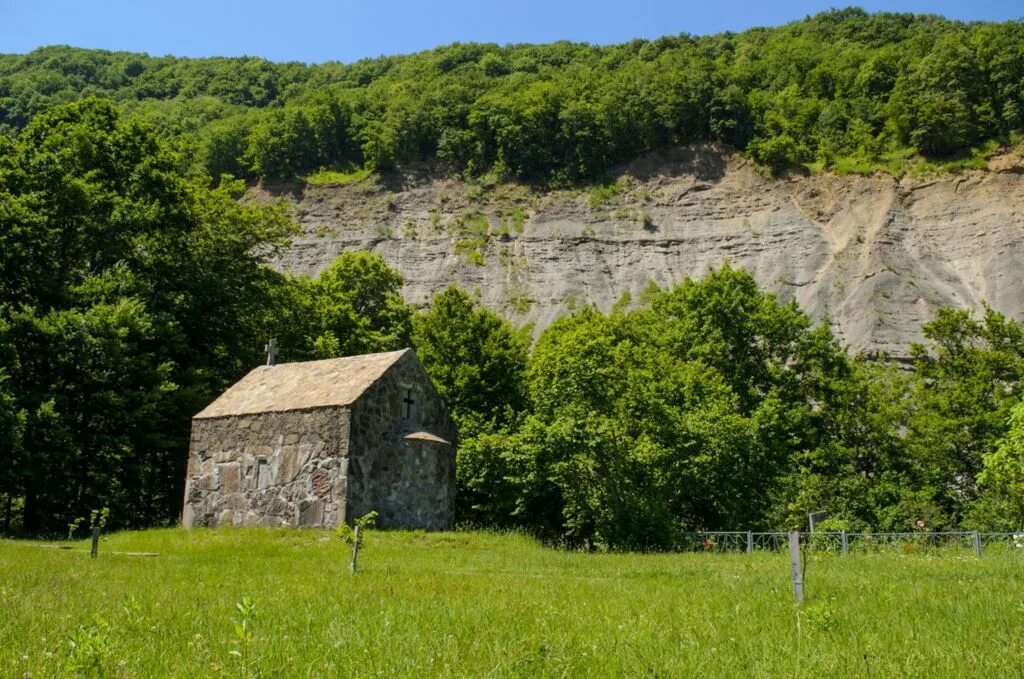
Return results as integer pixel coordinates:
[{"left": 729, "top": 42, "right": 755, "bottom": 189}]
[{"left": 259, "top": 144, "right": 1024, "bottom": 358}]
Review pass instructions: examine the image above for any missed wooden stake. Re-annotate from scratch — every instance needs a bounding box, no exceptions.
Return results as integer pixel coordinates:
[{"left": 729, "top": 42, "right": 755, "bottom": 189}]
[
  {"left": 90, "top": 527, "right": 100, "bottom": 559},
  {"left": 788, "top": 531, "right": 804, "bottom": 604},
  {"left": 350, "top": 525, "right": 360, "bottom": 573}
]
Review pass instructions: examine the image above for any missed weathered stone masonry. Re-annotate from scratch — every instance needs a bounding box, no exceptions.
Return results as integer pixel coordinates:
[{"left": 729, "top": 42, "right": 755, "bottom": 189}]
[{"left": 182, "top": 349, "right": 456, "bottom": 530}]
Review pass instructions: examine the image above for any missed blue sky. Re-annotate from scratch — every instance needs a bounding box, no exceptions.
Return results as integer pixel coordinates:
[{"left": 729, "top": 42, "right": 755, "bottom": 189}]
[{"left": 2, "top": 1, "right": 1021, "bottom": 63}]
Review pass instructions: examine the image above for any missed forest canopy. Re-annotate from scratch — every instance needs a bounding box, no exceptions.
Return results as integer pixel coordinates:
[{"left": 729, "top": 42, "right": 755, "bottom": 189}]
[{"left": 1, "top": 8, "right": 1023, "bottom": 183}]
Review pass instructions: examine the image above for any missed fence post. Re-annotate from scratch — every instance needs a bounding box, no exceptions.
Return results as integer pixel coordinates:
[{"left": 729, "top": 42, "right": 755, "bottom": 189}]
[
  {"left": 788, "top": 531, "right": 804, "bottom": 604},
  {"left": 841, "top": 531, "right": 848, "bottom": 556},
  {"left": 972, "top": 531, "right": 982, "bottom": 558},
  {"left": 746, "top": 531, "right": 753, "bottom": 554},
  {"left": 90, "top": 527, "right": 100, "bottom": 559}
]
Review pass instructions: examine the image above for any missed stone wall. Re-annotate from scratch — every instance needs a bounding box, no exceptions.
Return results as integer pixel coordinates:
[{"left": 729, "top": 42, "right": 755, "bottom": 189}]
[
  {"left": 347, "top": 351, "right": 457, "bottom": 529},
  {"left": 182, "top": 407, "right": 350, "bottom": 528}
]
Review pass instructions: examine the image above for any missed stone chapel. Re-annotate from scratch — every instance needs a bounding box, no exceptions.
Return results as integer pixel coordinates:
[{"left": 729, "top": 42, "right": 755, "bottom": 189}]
[{"left": 182, "top": 349, "right": 457, "bottom": 530}]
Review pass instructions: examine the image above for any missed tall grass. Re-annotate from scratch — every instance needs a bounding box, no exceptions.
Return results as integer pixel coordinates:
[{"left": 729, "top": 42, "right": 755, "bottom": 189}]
[{"left": 1, "top": 529, "right": 1021, "bottom": 677}]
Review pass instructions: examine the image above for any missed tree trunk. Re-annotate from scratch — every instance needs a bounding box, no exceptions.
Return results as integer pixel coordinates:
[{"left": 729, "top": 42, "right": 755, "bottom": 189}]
[{"left": 22, "top": 491, "right": 39, "bottom": 534}]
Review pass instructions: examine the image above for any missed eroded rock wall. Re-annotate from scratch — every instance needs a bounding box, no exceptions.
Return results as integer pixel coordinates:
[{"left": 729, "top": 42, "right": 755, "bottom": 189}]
[{"left": 264, "top": 145, "right": 1024, "bottom": 358}]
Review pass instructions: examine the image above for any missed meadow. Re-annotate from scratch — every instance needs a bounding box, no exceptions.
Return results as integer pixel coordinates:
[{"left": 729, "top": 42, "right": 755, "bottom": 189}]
[{"left": 1, "top": 529, "right": 1022, "bottom": 678}]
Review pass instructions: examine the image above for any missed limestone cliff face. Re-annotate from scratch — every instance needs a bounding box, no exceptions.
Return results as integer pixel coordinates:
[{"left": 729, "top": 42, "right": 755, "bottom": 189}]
[{"left": 259, "top": 145, "right": 1024, "bottom": 357}]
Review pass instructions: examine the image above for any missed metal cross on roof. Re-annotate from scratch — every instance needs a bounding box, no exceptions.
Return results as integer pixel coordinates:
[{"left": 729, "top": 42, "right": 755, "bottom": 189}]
[{"left": 264, "top": 338, "right": 278, "bottom": 366}]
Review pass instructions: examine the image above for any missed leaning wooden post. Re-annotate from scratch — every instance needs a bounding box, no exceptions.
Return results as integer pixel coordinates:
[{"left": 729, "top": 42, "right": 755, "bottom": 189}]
[
  {"left": 746, "top": 531, "right": 753, "bottom": 554},
  {"left": 90, "top": 526, "right": 100, "bottom": 559},
  {"left": 972, "top": 531, "right": 982, "bottom": 558},
  {"left": 788, "top": 531, "right": 804, "bottom": 604},
  {"left": 350, "top": 524, "right": 361, "bottom": 573},
  {"left": 840, "top": 531, "right": 848, "bottom": 556}
]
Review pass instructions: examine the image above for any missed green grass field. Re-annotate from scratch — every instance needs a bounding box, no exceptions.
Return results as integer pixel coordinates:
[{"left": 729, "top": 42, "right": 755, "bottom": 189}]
[{"left": 1, "top": 529, "right": 1022, "bottom": 677}]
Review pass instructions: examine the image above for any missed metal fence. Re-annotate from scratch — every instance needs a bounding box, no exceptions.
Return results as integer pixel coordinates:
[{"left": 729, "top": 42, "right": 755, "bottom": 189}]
[{"left": 676, "top": 531, "right": 1024, "bottom": 556}]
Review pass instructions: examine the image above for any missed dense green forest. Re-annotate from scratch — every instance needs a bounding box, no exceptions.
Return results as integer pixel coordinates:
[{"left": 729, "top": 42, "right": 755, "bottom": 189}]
[
  {"left": 1, "top": 8, "right": 1023, "bottom": 183},
  {"left": 3, "top": 9, "right": 1024, "bottom": 545},
  {"left": 2, "top": 98, "right": 1024, "bottom": 544}
]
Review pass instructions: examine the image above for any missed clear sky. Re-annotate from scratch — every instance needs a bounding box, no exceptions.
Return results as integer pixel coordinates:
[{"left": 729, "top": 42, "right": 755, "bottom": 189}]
[{"left": 2, "top": 1, "right": 1021, "bottom": 64}]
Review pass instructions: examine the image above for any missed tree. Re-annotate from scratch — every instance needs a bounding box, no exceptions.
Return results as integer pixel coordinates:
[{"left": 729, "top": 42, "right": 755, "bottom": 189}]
[
  {"left": 907, "top": 307, "right": 1024, "bottom": 526},
  {"left": 975, "top": 400, "right": 1024, "bottom": 530},
  {"left": 412, "top": 287, "right": 528, "bottom": 434},
  {"left": 0, "top": 99, "right": 296, "bottom": 531},
  {"left": 888, "top": 34, "right": 989, "bottom": 155},
  {"left": 0, "top": 325, "right": 25, "bottom": 532},
  {"left": 459, "top": 267, "right": 852, "bottom": 548},
  {"left": 495, "top": 308, "right": 687, "bottom": 548},
  {"left": 245, "top": 108, "right": 318, "bottom": 179},
  {"left": 301, "top": 252, "right": 412, "bottom": 359},
  {"left": 196, "top": 113, "right": 254, "bottom": 180},
  {"left": 775, "top": 359, "right": 923, "bottom": 531},
  {"left": 411, "top": 287, "right": 529, "bottom": 524}
]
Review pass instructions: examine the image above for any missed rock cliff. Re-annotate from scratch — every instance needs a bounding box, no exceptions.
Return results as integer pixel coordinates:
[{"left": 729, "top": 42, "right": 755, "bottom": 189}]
[{"left": 259, "top": 144, "right": 1024, "bottom": 357}]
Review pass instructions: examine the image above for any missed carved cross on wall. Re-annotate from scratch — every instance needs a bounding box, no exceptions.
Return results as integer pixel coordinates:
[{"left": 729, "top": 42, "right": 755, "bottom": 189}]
[
  {"left": 264, "top": 338, "right": 278, "bottom": 366},
  {"left": 403, "top": 389, "right": 416, "bottom": 420}
]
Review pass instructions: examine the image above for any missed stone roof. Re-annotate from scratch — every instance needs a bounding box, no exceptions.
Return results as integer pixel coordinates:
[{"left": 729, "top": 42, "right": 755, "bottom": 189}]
[
  {"left": 194, "top": 349, "right": 410, "bottom": 419},
  {"left": 403, "top": 431, "right": 452, "bottom": 445}
]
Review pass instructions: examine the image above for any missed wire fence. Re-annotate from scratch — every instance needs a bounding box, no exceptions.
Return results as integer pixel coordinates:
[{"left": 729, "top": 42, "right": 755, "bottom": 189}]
[{"left": 676, "top": 531, "right": 1024, "bottom": 556}]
